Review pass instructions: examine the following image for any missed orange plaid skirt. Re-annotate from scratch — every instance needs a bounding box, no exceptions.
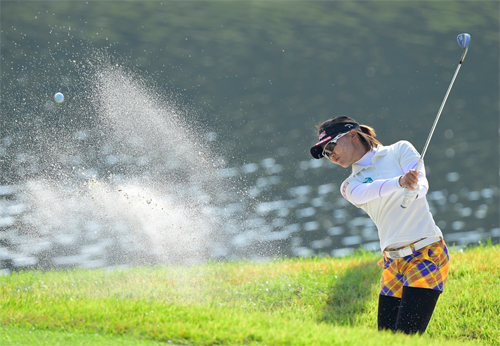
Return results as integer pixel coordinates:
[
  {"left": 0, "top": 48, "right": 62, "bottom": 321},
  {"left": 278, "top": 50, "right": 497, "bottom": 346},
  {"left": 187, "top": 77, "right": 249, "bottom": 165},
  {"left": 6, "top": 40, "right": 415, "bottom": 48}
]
[{"left": 378, "top": 239, "right": 450, "bottom": 298}]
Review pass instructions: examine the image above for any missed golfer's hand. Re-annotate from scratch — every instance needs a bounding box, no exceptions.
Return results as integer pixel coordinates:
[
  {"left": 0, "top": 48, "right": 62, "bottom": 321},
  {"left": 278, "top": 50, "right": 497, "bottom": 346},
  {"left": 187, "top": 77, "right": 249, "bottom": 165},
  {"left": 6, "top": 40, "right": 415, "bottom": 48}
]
[{"left": 399, "top": 170, "right": 419, "bottom": 190}]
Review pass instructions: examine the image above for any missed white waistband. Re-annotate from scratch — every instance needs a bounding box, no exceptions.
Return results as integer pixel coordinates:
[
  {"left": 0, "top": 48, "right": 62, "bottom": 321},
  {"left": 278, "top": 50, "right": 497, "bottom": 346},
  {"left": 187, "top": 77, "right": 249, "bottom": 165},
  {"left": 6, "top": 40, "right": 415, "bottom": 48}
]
[
  {"left": 414, "top": 236, "right": 442, "bottom": 250},
  {"left": 384, "top": 236, "right": 441, "bottom": 260}
]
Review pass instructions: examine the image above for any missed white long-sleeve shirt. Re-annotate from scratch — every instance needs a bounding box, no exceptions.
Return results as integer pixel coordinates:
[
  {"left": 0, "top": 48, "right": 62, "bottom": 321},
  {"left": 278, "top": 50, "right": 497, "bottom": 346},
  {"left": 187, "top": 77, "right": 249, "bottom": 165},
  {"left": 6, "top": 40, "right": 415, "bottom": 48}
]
[
  {"left": 348, "top": 149, "right": 428, "bottom": 205},
  {"left": 340, "top": 141, "right": 442, "bottom": 252}
]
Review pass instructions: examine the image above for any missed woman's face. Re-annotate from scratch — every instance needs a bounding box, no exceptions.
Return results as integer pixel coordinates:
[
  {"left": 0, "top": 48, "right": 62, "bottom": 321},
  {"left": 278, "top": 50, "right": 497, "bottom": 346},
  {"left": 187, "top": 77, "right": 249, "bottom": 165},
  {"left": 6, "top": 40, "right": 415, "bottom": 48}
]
[{"left": 323, "top": 130, "right": 365, "bottom": 168}]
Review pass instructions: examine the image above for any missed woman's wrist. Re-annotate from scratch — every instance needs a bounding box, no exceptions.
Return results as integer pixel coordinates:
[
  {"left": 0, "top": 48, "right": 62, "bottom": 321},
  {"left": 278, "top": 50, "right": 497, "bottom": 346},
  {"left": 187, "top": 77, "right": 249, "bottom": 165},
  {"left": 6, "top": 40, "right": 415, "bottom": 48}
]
[{"left": 398, "top": 176, "right": 404, "bottom": 188}]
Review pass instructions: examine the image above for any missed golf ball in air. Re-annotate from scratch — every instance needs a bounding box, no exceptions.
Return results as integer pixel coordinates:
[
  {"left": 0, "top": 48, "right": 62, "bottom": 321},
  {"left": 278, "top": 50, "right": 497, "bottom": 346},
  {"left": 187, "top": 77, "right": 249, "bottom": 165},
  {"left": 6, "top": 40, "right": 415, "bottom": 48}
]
[{"left": 54, "top": 92, "right": 64, "bottom": 103}]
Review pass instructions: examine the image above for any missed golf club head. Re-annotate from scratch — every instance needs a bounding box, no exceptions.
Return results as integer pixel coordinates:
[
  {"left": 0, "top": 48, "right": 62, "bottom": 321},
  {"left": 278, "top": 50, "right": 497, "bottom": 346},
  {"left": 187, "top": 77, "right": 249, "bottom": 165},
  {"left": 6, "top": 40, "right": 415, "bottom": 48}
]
[{"left": 457, "top": 33, "right": 471, "bottom": 49}]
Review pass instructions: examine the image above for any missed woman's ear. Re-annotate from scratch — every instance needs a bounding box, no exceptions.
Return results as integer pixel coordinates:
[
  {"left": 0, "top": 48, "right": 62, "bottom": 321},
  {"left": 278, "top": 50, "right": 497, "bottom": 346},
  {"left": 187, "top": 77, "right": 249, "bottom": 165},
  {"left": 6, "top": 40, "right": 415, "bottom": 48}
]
[{"left": 350, "top": 129, "right": 358, "bottom": 141}]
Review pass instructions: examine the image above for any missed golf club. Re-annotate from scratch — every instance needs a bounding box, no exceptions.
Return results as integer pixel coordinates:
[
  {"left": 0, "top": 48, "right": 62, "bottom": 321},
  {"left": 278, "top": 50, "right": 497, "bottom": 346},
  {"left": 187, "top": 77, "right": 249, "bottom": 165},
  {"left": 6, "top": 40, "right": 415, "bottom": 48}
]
[{"left": 401, "top": 33, "right": 470, "bottom": 208}]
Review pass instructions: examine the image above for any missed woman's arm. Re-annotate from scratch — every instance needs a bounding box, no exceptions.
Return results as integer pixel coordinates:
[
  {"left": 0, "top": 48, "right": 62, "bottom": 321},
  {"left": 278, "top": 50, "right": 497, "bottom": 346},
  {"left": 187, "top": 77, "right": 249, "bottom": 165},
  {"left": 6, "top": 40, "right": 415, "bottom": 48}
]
[{"left": 345, "top": 161, "right": 429, "bottom": 205}]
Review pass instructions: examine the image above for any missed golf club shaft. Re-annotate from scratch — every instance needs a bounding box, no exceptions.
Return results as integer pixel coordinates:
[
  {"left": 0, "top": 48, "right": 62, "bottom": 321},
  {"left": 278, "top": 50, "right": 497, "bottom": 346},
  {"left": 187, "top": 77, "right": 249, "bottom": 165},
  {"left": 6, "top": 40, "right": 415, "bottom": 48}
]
[
  {"left": 400, "top": 59, "right": 465, "bottom": 208},
  {"left": 420, "top": 62, "right": 463, "bottom": 159}
]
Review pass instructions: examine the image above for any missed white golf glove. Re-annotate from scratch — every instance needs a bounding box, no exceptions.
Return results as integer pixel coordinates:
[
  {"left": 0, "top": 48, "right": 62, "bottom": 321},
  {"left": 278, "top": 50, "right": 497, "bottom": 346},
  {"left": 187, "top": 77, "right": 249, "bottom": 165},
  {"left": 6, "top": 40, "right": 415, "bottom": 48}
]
[{"left": 404, "top": 184, "right": 420, "bottom": 200}]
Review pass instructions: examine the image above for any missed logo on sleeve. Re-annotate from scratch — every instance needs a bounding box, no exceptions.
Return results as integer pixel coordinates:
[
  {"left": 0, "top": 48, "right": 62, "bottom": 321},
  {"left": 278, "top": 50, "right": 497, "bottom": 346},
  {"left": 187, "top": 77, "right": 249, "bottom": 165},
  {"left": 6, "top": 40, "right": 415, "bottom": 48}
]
[
  {"left": 341, "top": 181, "right": 349, "bottom": 198},
  {"left": 363, "top": 177, "right": 373, "bottom": 184}
]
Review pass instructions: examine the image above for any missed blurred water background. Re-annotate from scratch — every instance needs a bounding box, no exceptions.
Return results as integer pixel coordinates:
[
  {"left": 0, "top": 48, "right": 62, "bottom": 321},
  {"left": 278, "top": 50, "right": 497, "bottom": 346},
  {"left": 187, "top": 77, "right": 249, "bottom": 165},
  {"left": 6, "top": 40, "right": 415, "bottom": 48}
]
[{"left": 1, "top": 2, "right": 498, "bottom": 273}]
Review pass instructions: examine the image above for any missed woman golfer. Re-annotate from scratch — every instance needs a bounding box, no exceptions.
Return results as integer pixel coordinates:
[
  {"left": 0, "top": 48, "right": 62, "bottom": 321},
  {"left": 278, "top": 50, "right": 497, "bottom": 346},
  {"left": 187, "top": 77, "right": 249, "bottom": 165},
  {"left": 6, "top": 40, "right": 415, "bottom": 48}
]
[{"left": 310, "top": 115, "right": 449, "bottom": 335}]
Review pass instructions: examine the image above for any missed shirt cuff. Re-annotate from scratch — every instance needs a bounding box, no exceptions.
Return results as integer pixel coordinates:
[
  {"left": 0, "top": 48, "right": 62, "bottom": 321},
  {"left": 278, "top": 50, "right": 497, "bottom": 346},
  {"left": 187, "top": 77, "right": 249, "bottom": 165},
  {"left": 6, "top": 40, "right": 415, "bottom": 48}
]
[{"left": 396, "top": 176, "right": 404, "bottom": 189}]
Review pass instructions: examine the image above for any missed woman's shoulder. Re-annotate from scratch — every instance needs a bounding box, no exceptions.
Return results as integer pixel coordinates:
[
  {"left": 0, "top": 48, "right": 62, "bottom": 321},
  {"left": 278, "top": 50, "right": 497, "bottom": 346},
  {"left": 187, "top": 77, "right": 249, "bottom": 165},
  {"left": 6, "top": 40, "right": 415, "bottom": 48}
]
[
  {"left": 382, "top": 140, "right": 421, "bottom": 161},
  {"left": 384, "top": 140, "right": 418, "bottom": 153},
  {"left": 387, "top": 140, "right": 414, "bottom": 148}
]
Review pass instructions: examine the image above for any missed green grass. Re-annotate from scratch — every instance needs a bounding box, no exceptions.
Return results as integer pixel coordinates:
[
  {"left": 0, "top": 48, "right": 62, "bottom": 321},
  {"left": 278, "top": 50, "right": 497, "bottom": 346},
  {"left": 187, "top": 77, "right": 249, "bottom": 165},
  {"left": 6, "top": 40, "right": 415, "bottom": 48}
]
[{"left": 0, "top": 244, "right": 498, "bottom": 346}]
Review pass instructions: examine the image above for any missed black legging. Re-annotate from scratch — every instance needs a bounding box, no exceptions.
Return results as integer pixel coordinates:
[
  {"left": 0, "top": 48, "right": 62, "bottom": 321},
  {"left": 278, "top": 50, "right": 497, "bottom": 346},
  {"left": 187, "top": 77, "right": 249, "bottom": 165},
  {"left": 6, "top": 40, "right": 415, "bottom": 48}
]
[{"left": 378, "top": 286, "right": 441, "bottom": 334}]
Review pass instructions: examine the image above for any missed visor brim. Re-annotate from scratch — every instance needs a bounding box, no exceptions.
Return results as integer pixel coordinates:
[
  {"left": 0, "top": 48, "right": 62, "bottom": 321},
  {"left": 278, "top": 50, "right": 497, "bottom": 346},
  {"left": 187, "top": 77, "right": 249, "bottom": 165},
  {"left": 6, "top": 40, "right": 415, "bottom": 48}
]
[
  {"left": 310, "top": 136, "right": 333, "bottom": 159},
  {"left": 310, "top": 145, "right": 325, "bottom": 159}
]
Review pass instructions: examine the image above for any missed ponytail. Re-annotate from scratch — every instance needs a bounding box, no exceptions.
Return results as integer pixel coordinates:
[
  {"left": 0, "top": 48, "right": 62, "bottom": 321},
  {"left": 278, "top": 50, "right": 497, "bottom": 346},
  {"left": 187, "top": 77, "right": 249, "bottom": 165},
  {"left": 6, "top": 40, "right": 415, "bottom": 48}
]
[{"left": 358, "top": 124, "right": 382, "bottom": 149}]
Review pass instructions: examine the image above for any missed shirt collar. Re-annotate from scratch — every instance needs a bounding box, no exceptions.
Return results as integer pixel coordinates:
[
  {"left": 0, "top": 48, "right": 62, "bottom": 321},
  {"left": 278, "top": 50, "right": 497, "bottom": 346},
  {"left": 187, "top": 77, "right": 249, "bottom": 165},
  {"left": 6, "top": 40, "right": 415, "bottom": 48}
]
[{"left": 351, "top": 144, "right": 387, "bottom": 175}]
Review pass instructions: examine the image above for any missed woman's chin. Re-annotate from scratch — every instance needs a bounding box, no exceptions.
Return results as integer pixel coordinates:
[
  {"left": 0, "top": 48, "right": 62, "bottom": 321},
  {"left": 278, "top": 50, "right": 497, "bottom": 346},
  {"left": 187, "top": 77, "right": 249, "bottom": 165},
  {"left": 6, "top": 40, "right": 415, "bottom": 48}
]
[{"left": 338, "top": 160, "right": 351, "bottom": 168}]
